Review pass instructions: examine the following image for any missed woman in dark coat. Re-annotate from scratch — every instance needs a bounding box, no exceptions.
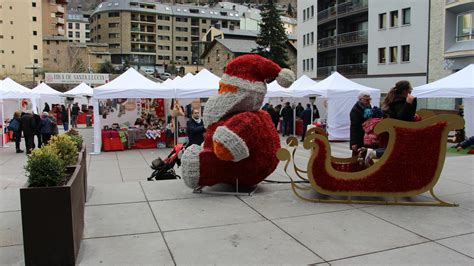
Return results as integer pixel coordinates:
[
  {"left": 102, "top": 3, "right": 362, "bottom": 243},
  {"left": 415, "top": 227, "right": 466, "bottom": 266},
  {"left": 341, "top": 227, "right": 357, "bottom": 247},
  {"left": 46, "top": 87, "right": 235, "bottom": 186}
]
[{"left": 382, "top": 80, "right": 417, "bottom": 121}]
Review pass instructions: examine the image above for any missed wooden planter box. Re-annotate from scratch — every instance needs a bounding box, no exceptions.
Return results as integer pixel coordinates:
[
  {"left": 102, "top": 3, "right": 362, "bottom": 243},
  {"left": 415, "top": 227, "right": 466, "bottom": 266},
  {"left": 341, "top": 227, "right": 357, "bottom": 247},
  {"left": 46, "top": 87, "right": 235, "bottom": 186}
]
[{"left": 20, "top": 148, "right": 86, "bottom": 265}]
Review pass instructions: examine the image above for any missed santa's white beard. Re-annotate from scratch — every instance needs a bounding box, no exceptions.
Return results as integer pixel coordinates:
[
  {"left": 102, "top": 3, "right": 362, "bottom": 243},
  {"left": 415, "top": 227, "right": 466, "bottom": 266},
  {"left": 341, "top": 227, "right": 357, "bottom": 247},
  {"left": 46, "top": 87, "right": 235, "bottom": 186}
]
[{"left": 203, "top": 90, "right": 265, "bottom": 128}]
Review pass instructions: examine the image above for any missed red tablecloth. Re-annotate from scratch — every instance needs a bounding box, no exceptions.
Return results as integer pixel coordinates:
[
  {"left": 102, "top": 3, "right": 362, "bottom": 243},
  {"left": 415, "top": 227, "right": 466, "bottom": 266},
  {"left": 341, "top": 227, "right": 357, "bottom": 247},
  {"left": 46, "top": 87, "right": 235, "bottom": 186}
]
[
  {"left": 77, "top": 113, "right": 93, "bottom": 125},
  {"left": 101, "top": 130, "right": 124, "bottom": 151}
]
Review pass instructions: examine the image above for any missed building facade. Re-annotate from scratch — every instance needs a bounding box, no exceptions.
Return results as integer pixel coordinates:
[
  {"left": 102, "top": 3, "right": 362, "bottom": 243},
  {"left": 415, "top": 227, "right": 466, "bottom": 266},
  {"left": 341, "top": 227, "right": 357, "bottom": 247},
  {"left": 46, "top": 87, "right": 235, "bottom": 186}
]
[
  {"left": 67, "top": 9, "right": 91, "bottom": 43},
  {"left": 90, "top": 0, "right": 241, "bottom": 73},
  {"left": 298, "top": 0, "right": 430, "bottom": 94},
  {"left": 0, "top": 0, "right": 44, "bottom": 82}
]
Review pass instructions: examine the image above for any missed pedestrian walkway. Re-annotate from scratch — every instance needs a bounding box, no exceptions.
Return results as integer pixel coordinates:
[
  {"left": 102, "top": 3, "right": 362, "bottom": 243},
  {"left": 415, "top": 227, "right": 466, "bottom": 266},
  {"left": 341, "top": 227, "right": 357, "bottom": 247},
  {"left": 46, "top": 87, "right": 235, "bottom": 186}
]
[{"left": 1, "top": 128, "right": 473, "bottom": 264}]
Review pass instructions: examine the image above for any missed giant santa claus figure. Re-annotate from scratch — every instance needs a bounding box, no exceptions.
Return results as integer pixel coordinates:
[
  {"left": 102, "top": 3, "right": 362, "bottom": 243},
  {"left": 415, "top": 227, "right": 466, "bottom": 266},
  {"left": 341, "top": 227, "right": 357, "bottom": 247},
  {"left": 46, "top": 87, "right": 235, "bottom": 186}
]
[{"left": 181, "top": 54, "right": 295, "bottom": 189}]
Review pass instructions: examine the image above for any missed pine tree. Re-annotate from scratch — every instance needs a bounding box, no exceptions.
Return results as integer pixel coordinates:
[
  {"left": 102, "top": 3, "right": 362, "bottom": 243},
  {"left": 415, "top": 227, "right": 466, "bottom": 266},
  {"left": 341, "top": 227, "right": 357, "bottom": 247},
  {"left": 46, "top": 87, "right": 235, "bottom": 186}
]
[{"left": 256, "top": 0, "right": 289, "bottom": 68}]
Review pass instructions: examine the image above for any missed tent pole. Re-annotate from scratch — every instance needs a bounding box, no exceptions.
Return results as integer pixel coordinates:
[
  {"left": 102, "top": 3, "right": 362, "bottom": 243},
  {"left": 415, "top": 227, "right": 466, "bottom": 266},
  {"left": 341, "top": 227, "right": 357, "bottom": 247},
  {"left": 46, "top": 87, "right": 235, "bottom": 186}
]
[
  {"left": 1, "top": 102, "right": 7, "bottom": 148},
  {"left": 91, "top": 98, "right": 101, "bottom": 154}
]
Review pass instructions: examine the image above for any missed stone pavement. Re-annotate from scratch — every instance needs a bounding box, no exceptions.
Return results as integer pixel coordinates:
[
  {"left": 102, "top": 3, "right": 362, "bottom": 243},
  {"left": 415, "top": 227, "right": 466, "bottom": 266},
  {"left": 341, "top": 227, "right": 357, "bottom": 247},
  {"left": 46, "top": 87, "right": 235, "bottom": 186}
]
[{"left": 1, "top": 128, "right": 473, "bottom": 265}]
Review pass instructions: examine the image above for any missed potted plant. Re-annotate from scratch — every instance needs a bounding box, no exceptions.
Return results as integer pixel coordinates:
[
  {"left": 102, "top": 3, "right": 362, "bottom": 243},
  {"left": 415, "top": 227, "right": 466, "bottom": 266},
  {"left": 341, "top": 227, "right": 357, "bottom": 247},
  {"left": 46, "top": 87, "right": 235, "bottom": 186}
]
[
  {"left": 66, "top": 129, "right": 88, "bottom": 201},
  {"left": 20, "top": 134, "right": 86, "bottom": 265}
]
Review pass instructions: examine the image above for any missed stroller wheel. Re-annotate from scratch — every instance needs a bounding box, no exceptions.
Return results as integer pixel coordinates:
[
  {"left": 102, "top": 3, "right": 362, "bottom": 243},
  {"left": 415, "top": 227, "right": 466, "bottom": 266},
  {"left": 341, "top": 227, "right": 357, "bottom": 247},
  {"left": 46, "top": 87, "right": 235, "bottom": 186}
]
[
  {"left": 147, "top": 177, "right": 154, "bottom": 181},
  {"left": 175, "top": 175, "right": 181, "bottom": 179}
]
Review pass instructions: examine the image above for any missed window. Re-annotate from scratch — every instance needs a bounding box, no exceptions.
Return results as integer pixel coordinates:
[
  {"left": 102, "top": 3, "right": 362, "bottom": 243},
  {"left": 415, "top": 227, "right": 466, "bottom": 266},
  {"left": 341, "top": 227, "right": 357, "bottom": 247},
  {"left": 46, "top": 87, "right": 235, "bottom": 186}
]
[
  {"left": 33, "top": 31, "right": 37, "bottom": 35},
  {"left": 378, "top": 47, "right": 386, "bottom": 63},
  {"left": 390, "top": 46, "right": 398, "bottom": 63},
  {"left": 34, "top": 59, "right": 38, "bottom": 64},
  {"left": 158, "top": 25, "right": 170, "bottom": 30},
  {"left": 176, "top": 27, "right": 188, "bottom": 32},
  {"left": 176, "top": 46, "right": 188, "bottom": 51},
  {"left": 311, "top": 32, "right": 314, "bottom": 44},
  {"left": 207, "top": 57, "right": 210, "bottom": 63},
  {"left": 379, "top": 13, "right": 386, "bottom": 29},
  {"left": 0, "top": 35, "right": 3, "bottom": 39},
  {"left": 10, "top": 36, "right": 14, "bottom": 40},
  {"left": 311, "top": 6, "right": 314, "bottom": 18},
  {"left": 158, "top": 15, "right": 170, "bottom": 21},
  {"left": 33, "top": 45, "right": 38, "bottom": 50},
  {"left": 457, "top": 11, "right": 474, "bottom": 41},
  {"left": 310, "top": 58, "right": 314, "bottom": 71},
  {"left": 109, "top": 43, "right": 120, "bottom": 49},
  {"left": 32, "top": 2, "right": 36, "bottom": 7},
  {"left": 202, "top": 29, "right": 206, "bottom": 33},
  {"left": 401, "top": 45, "right": 410, "bottom": 62},
  {"left": 32, "top": 16, "right": 37, "bottom": 22},
  {"left": 75, "top": 32, "right": 80, "bottom": 38},
  {"left": 68, "top": 23, "right": 73, "bottom": 29},
  {"left": 303, "top": 9, "right": 306, "bottom": 21},
  {"left": 303, "top": 34, "right": 306, "bottom": 46},
  {"left": 68, "top": 31, "right": 73, "bottom": 37},
  {"left": 176, "top": 17, "right": 188, "bottom": 22},
  {"left": 109, "top": 23, "right": 119, "bottom": 28},
  {"left": 201, "top": 19, "right": 206, "bottom": 23},
  {"left": 402, "top": 8, "right": 411, "bottom": 25},
  {"left": 10, "top": 21, "right": 13, "bottom": 25},
  {"left": 390, "top": 10, "right": 398, "bottom": 27},
  {"left": 108, "top": 12, "right": 119, "bottom": 17},
  {"left": 11, "top": 50, "right": 14, "bottom": 54}
]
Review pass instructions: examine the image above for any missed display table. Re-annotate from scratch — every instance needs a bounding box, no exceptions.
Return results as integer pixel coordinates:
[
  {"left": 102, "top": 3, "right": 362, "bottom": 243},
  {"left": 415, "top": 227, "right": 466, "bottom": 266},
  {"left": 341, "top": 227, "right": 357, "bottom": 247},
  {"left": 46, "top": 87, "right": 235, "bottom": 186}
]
[
  {"left": 278, "top": 119, "right": 303, "bottom": 136},
  {"left": 77, "top": 113, "right": 94, "bottom": 125},
  {"left": 101, "top": 130, "right": 124, "bottom": 151}
]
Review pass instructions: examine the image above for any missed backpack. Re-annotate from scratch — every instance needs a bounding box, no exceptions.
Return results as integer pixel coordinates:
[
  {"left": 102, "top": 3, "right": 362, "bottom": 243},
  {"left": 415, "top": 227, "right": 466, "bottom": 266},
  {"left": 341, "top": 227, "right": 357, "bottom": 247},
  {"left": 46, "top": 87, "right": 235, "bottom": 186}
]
[
  {"left": 363, "top": 118, "right": 383, "bottom": 146},
  {"left": 8, "top": 118, "right": 20, "bottom": 131}
]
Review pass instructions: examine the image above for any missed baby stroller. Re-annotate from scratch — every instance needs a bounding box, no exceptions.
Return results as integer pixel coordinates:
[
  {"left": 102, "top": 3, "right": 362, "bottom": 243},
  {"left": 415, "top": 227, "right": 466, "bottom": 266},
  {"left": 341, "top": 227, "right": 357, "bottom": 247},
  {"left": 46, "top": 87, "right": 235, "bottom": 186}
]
[{"left": 147, "top": 143, "right": 185, "bottom": 181}]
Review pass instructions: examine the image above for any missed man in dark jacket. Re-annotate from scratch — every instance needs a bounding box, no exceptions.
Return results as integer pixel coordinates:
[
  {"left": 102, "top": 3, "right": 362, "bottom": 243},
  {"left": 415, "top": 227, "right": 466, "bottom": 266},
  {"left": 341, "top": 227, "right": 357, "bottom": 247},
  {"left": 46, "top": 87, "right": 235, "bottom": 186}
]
[
  {"left": 266, "top": 104, "right": 280, "bottom": 130},
  {"left": 21, "top": 111, "right": 36, "bottom": 154},
  {"left": 33, "top": 113, "right": 42, "bottom": 148},
  {"left": 39, "top": 112, "right": 54, "bottom": 145},
  {"left": 280, "top": 102, "right": 293, "bottom": 136},
  {"left": 295, "top": 103, "right": 304, "bottom": 118},
  {"left": 350, "top": 91, "right": 372, "bottom": 154},
  {"left": 186, "top": 108, "right": 205, "bottom": 147},
  {"left": 71, "top": 103, "right": 80, "bottom": 128},
  {"left": 300, "top": 104, "right": 312, "bottom": 141}
]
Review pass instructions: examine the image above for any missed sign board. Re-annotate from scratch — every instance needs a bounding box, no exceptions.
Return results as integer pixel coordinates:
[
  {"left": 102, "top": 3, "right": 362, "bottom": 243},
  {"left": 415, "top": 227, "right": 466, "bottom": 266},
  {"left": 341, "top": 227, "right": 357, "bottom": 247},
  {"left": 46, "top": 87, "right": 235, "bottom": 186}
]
[{"left": 45, "top": 73, "right": 109, "bottom": 84}]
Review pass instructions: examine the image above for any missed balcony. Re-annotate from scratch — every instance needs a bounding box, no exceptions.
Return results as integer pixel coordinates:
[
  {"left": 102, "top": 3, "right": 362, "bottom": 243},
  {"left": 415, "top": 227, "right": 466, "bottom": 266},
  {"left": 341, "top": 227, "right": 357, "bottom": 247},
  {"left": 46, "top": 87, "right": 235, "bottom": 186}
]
[
  {"left": 318, "top": 0, "right": 368, "bottom": 23},
  {"left": 58, "top": 28, "right": 65, "bottom": 35},
  {"left": 317, "top": 30, "right": 368, "bottom": 51},
  {"left": 446, "top": 0, "right": 459, "bottom": 4},
  {"left": 317, "top": 63, "right": 367, "bottom": 77},
  {"left": 57, "top": 17, "right": 65, "bottom": 24},
  {"left": 56, "top": 5, "right": 65, "bottom": 13},
  {"left": 131, "top": 48, "right": 156, "bottom": 53}
]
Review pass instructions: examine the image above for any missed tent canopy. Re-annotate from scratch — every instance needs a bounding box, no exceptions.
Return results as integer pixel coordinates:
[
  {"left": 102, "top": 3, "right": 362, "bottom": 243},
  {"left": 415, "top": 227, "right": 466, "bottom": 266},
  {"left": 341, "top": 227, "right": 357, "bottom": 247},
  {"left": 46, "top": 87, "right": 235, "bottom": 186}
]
[
  {"left": 266, "top": 75, "right": 319, "bottom": 98},
  {"left": 176, "top": 69, "right": 219, "bottom": 98},
  {"left": 32, "top": 83, "right": 63, "bottom": 97},
  {"left": 66, "top": 82, "right": 93, "bottom": 97},
  {"left": 93, "top": 68, "right": 174, "bottom": 99},
  {"left": 412, "top": 64, "right": 474, "bottom": 98},
  {"left": 306, "top": 72, "right": 381, "bottom": 141},
  {"left": 0, "top": 78, "right": 39, "bottom": 99}
]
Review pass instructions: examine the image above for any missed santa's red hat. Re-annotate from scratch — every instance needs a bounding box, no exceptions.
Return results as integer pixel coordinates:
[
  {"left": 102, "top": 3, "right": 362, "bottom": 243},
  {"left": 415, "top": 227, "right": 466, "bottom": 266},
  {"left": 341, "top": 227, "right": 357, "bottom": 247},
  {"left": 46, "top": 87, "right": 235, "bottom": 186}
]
[{"left": 218, "top": 54, "right": 295, "bottom": 94}]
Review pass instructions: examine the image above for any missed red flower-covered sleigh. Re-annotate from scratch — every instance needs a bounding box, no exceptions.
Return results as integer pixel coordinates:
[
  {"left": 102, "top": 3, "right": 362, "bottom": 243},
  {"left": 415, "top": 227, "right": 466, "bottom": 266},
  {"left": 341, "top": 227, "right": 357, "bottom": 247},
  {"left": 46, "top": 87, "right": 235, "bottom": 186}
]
[{"left": 277, "top": 113, "right": 464, "bottom": 206}]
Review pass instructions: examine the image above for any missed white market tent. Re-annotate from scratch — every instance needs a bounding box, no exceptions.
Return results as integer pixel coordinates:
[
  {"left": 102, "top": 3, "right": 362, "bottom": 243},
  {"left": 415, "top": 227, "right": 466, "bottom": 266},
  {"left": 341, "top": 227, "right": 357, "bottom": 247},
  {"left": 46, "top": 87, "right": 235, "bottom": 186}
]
[
  {"left": 92, "top": 68, "right": 176, "bottom": 153},
  {"left": 413, "top": 64, "right": 474, "bottom": 137},
  {"left": 0, "top": 78, "right": 39, "bottom": 147},
  {"left": 305, "top": 72, "right": 381, "bottom": 141},
  {"left": 65, "top": 82, "right": 94, "bottom": 97},
  {"left": 177, "top": 69, "right": 219, "bottom": 98},
  {"left": 266, "top": 75, "right": 319, "bottom": 98},
  {"left": 32, "top": 83, "right": 64, "bottom": 111}
]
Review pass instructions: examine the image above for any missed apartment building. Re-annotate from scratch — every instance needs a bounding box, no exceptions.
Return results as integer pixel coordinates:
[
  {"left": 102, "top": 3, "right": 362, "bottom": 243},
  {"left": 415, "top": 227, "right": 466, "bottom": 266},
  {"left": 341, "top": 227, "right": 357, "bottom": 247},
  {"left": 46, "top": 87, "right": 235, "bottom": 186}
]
[
  {"left": 426, "top": 0, "right": 474, "bottom": 109},
  {"left": 67, "top": 9, "right": 91, "bottom": 43},
  {"left": 298, "top": 0, "right": 429, "bottom": 93},
  {"left": 0, "top": 0, "right": 43, "bottom": 82},
  {"left": 90, "top": 0, "right": 241, "bottom": 73}
]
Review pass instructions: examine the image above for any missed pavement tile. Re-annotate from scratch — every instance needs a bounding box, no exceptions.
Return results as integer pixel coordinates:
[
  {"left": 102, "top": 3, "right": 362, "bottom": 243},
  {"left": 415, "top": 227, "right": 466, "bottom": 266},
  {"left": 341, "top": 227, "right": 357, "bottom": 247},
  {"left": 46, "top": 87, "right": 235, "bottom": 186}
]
[
  {"left": 442, "top": 156, "right": 474, "bottom": 186},
  {"left": 78, "top": 233, "right": 173, "bottom": 265},
  {"left": 0, "top": 188, "right": 21, "bottom": 212},
  {"left": 141, "top": 179, "right": 214, "bottom": 201},
  {"left": 436, "top": 233, "right": 474, "bottom": 258},
  {"left": 0, "top": 211, "right": 23, "bottom": 246},
  {"left": 274, "top": 209, "right": 426, "bottom": 261},
  {"left": 84, "top": 202, "right": 159, "bottom": 238},
  {"left": 444, "top": 192, "right": 474, "bottom": 211},
  {"left": 88, "top": 152, "right": 117, "bottom": 161},
  {"left": 362, "top": 205, "right": 474, "bottom": 240},
  {"left": 149, "top": 196, "right": 264, "bottom": 231},
  {"left": 330, "top": 242, "right": 473, "bottom": 265},
  {"left": 118, "top": 159, "right": 149, "bottom": 169},
  {"left": 241, "top": 189, "right": 354, "bottom": 219},
  {"left": 120, "top": 167, "right": 151, "bottom": 182},
  {"left": 86, "top": 182, "right": 146, "bottom": 206},
  {"left": 87, "top": 168, "right": 122, "bottom": 185},
  {"left": 164, "top": 220, "right": 323, "bottom": 264},
  {"left": 0, "top": 245, "right": 24, "bottom": 265},
  {"left": 421, "top": 178, "right": 474, "bottom": 197}
]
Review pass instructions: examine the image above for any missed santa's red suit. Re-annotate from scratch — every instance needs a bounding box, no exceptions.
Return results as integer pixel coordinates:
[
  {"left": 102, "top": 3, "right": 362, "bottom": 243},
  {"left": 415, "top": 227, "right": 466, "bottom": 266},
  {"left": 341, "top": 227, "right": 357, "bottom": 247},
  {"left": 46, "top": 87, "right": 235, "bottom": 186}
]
[{"left": 181, "top": 54, "right": 295, "bottom": 189}]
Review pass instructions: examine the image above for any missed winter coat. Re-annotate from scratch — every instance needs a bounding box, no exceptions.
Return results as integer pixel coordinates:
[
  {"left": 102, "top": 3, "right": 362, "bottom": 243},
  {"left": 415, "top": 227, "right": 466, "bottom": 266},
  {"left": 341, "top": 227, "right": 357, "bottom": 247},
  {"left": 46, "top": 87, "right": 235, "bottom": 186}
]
[
  {"left": 39, "top": 117, "right": 54, "bottom": 134},
  {"left": 281, "top": 106, "right": 293, "bottom": 121},
  {"left": 350, "top": 101, "right": 369, "bottom": 148},
  {"left": 186, "top": 118, "right": 205, "bottom": 146},
  {"left": 61, "top": 109, "right": 69, "bottom": 122},
  {"left": 384, "top": 95, "right": 417, "bottom": 121},
  {"left": 301, "top": 108, "right": 312, "bottom": 126},
  {"left": 267, "top": 107, "right": 280, "bottom": 124},
  {"left": 21, "top": 113, "right": 36, "bottom": 137},
  {"left": 295, "top": 105, "right": 304, "bottom": 118}
]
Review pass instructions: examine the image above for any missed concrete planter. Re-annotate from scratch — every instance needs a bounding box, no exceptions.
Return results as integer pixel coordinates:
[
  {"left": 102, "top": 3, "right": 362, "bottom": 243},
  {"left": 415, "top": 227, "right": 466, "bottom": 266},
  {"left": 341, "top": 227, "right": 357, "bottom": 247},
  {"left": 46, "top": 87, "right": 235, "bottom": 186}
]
[{"left": 20, "top": 146, "right": 86, "bottom": 265}]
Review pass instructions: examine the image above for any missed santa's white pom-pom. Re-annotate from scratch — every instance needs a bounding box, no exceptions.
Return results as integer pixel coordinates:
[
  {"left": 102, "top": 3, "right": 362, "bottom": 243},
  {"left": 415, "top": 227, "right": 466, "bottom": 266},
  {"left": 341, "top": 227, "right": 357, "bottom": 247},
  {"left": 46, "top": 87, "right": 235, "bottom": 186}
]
[{"left": 276, "top": 68, "right": 295, "bottom": 88}]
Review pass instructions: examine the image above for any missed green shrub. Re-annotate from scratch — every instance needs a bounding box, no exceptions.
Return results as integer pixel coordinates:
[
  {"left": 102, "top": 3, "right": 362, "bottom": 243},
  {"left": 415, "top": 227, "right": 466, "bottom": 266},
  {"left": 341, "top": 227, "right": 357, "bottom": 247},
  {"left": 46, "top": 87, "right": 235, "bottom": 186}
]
[
  {"left": 65, "top": 129, "right": 84, "bottom": 150},
  {"left": 25, "top": 145, "right": 66, "bottom": 187},
  {"left": 49, "top": 134, "right": 79, "bottom": 166}
]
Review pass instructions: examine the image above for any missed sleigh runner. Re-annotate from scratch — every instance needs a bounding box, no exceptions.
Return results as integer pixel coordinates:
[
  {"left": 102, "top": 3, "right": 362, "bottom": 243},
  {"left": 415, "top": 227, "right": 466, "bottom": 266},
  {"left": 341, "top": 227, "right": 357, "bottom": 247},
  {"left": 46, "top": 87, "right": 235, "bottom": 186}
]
[{"left": 277, "top": 114, "right": 464, "bottom": 206}]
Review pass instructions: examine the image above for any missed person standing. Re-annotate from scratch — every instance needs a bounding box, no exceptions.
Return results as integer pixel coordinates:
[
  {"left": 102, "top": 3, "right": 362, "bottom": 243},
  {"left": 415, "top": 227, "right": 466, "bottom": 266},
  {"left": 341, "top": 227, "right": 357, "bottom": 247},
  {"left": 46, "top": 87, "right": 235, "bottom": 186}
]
[
  {"left": 350, "top": 91, "right": 372, "bottom": 155},
  {"left": 266, "top": 104, "right": 280, "bottom": 130},
  {"left": 295, "top": 102, "right": 304, "bottom": 118},
  {"left": 300, "top": 104, "right": 312, "bottom": 141},
  {"left": 39, "top": 112, "right": 54, "bottom": 145},
  {"left": 71, "top": 103, "right": 80, "bottom": 129},
  {"left": 382, "top": 80, "right": 417, "bottom": 120},
  {"left": 9, "top": 111, "right": 23, "bottom": 153},
  {"left": 33, "top": 112, "right": 42, "bottom": 148},
  {"left": 280, "top": 102, "right": 293, "bottom": 136},
  {"left": 43, "top": 102, "right": 50, "bottom": 113},
  {"left": 20, "top": 111, "right": 36, "bottom": 154},
  {"left": 186, "top": 108, "right": 205, "bottom": 147},
  {"left": 61, "top": 105, "right": 69, "bottom": 131}
]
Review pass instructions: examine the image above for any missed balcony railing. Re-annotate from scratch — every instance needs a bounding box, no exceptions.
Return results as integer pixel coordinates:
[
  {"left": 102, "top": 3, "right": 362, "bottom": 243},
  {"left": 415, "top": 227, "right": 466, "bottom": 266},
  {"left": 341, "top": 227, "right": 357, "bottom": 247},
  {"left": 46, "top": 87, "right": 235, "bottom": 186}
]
[
  {"left": 131, "top": 49, "right": 156, "bottom": 53},
  {"left": 446, "top": 0, "right": 458, "bottom": 4},
  {"left": 57, "top": 5, "right": 65, "bottom": 13},
  {"left": 58, "top": 28, "right": 65, "bottom": 35},
  {"left": 317, "top": 30, "right": 368, "bottom": 50},
  {"left": 57, "top": 17, "right": 65, "bottom": 24},
  {"left": 317, "top": 63, "right": 367, "bottom": 77},
  {"left": 318, "top": 0, "right": 368, "bottom": 22}
]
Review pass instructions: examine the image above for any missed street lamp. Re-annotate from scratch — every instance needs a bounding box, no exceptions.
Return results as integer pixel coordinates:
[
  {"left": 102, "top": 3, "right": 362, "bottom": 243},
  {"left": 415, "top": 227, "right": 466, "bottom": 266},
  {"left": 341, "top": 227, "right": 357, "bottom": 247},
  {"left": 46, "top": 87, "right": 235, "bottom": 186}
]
[{"left": 25, "top": 65, "right": 40, "bottom": 88}]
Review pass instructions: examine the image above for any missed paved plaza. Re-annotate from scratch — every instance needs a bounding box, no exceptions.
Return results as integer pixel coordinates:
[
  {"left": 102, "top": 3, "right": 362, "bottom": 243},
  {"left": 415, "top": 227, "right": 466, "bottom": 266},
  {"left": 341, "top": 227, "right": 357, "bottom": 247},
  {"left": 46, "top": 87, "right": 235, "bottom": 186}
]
[{"left": 1, "top": 128, "right": 473, "bottom": 265}]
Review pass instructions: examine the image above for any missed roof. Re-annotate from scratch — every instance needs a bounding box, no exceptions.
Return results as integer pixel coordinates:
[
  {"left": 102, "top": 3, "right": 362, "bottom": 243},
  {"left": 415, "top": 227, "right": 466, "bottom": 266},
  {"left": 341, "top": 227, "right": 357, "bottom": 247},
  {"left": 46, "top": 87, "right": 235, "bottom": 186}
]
[
  {"left": 93, "top": 0, "right": 240, "bottom": 21},
  {"left": 67, "top": 9, "right": 91, "bottom": 22},
  {"left": 219, "top": 28, "right": 259, "bottom": 38},
  {"left": 216, "top": 39, "right": 258, "bottom": 54}
]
